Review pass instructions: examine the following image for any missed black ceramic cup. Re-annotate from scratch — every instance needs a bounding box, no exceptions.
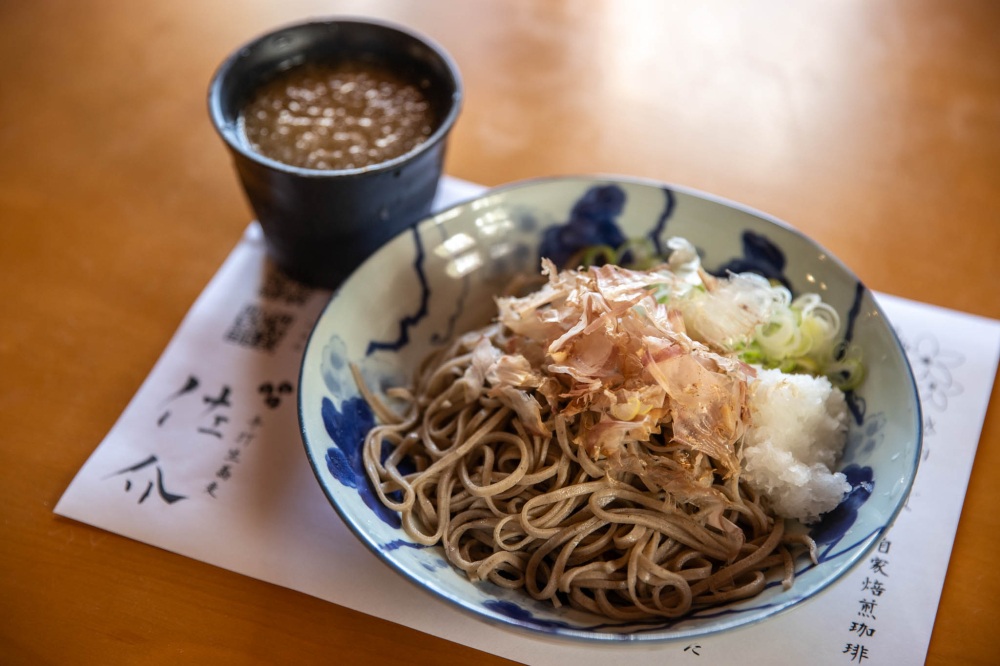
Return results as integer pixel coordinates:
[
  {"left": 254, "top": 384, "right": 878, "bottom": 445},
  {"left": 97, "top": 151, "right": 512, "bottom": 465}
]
[{"left": 208, "top": 18, "right": 462, "bottom": 289}]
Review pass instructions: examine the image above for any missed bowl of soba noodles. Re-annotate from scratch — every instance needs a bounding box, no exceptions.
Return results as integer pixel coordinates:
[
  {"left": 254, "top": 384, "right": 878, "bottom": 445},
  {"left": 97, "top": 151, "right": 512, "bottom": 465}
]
[{"left": 298, "top": 175, "right": 921, "bottom": 641}]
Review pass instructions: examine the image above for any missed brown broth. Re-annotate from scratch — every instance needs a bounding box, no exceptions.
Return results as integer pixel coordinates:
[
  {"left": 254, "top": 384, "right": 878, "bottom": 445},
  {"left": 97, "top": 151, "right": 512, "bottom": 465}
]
[{"left": 240, "top": 61, "right": 436, "bottom": 170}]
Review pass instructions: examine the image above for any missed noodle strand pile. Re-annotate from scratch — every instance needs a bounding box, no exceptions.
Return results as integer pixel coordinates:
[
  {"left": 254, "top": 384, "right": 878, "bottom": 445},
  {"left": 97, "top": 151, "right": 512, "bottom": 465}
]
[{"left": 358, "top": 258, "right": 833, "bottom": 619}]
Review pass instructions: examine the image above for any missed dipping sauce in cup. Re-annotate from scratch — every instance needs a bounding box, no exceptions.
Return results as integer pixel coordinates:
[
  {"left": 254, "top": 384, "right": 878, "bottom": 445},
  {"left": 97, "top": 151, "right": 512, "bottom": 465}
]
[
  {"left": 241, "top": 61, "right": 436, "bottom": 171},
  {"left": 208, "top": 18, "right": 462, "bottom": 289}
]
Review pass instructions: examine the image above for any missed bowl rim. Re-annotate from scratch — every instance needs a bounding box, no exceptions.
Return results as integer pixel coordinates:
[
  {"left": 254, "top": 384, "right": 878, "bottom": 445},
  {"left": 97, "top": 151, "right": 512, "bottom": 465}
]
[
  {"left": 297, "top": 173, "right": 923, "bottom": 642},
  {"left": 207, "top": 15, "right": 464, "bottom": 179}
]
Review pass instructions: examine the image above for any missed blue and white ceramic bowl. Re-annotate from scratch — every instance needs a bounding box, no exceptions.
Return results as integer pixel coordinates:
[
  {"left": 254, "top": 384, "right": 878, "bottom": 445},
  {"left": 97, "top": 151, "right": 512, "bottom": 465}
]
[{"left": 298, "top": 176, "right": 922, "bottom": 642}]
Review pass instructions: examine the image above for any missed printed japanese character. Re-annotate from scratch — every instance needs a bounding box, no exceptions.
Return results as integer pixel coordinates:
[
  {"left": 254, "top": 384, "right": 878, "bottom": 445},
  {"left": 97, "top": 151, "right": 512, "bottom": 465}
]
[
  {"left": 236, "top": 431, "right": 256, "bottom": 446},
  {"left": 198, "top": 414, "right": 229, "bottom": 439},
  {"left": 166, "top": 375, "right": 200, "bottom": 401},
  {"left": 849, "top": 622, "right": 876, "bottom": 638},
  {"left": 843, "top": 643, "right": 870, "bottom": 662},
  {"left": 109, "top": 455, "right": 186, "bottom": 505},
  {"left": 870, "top": 557, "right": 889, "bottom": 577},
  {"left": 259, "top": 381, "right": 294, "bottom": 408},
  {"left": 861, "top": 577, "right": 886, "bottom": 596},
  {"left": 157, "top": 375, "right": 200, "bottom": 426},
  {"left": 203, "top": 385, "right": 233, "bottom": 412}
]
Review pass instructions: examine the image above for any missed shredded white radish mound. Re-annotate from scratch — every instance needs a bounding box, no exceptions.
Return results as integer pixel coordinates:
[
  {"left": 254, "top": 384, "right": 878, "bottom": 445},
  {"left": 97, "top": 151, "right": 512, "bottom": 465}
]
[{"left": 743, "top": 368, "right": 851, "bottom": 523}]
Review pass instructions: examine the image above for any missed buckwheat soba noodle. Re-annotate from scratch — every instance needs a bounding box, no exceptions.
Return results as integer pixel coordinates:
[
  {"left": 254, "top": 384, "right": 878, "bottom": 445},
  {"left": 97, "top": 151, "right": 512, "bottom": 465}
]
[{"left": 358, "top": 239, "right": 857, "bottom": 619}]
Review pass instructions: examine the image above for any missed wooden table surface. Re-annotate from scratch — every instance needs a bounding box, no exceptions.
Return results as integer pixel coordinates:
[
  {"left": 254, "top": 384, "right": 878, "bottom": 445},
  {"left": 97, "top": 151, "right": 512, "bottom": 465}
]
[{"left": 2, "top": 1, "right": 998, "bottom": 663}]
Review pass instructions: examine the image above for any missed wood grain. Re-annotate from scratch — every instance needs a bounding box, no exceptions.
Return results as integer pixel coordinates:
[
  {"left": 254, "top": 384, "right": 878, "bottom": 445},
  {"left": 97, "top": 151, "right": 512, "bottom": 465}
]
[{"left": 1, "top": 1, "right": 997, "bottom": 663}]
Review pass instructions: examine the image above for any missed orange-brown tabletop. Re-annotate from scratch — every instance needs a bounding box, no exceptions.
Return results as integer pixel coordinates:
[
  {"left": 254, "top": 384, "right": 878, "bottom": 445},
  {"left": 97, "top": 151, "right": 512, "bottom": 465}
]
[{"left": 2, "top": 2, "right": 998, "bottom": 664}]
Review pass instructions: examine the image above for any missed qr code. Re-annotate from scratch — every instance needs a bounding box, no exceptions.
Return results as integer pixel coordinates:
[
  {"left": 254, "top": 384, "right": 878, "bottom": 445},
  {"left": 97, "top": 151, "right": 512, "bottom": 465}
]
[
  {"left": 224, "top": 305, "right": 294, "bottom": 352},
  {"left": 259, "top": 263, "right": 312, "bottom": 306}
]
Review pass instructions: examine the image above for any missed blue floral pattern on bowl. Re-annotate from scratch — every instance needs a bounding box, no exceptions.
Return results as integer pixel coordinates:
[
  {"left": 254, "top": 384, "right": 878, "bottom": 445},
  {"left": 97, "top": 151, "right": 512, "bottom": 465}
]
[{"left": 299, "top": 176, "right": 921, "bottom": 642}]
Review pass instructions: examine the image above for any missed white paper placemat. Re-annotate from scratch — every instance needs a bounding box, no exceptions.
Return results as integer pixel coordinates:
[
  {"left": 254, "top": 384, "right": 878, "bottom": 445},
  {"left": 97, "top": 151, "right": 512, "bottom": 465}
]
[{"left": 55, "top": 177, "right": 1000, "bottom": 665}]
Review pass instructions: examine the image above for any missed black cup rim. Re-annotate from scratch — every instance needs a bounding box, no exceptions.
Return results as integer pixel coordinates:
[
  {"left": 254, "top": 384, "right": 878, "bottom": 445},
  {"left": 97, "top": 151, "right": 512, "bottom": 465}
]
[{"left": 207, "top": 16, "right": 463, "bottom": 179}]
